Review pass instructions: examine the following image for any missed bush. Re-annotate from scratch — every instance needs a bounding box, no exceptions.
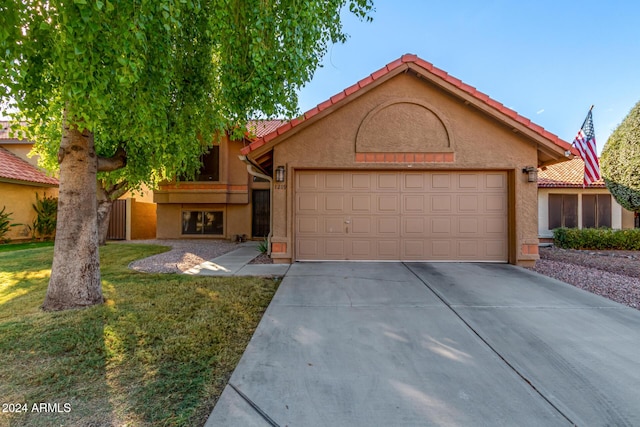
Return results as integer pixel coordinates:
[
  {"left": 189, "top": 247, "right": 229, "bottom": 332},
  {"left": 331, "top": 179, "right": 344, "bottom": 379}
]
[
  {"left": 32, "top": 193, "right": 58, "bottom": 240},
  {"left": 0, "top": 206, "right": 19, "bottom": 243},
  {"left": 257, "top": 238, "right": 269, "bottom": 254},
  {"left": 553, "top": 227, "right": 640, "bottom": 250}
]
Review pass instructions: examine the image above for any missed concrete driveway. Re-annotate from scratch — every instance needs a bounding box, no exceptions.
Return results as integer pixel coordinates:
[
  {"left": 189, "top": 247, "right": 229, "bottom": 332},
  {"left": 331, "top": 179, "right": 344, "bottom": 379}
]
[{"left": 206, "top": 262, "right": 640, "bottom": 426}]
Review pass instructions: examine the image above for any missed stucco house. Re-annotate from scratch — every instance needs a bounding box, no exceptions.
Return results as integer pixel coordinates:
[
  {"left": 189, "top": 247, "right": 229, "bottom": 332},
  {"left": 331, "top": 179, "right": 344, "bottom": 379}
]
[
  {"left": 537, "top": 158, "right": 636, "bottom": 242},
  {"left": 155, "top": 54, "right": 577, "bottom": 266},
  {"left": 0, "top": 125, "right": 59, "bottom": 240}
]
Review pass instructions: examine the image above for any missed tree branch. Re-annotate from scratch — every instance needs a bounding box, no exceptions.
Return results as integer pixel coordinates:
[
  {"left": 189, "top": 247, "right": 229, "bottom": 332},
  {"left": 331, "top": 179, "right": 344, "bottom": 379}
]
[{"left": 97, "top": 147, "right": 127, "bottom": 172}]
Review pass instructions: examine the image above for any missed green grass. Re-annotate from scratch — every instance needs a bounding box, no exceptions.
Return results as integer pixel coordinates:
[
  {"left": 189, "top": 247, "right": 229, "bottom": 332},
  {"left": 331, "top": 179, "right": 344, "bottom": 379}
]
[
  {"left": 0, "top": 244, "right": 279, "bottom": 427},
  {"left": 0, "top": 240, "right": 54, "bottom": 253}
]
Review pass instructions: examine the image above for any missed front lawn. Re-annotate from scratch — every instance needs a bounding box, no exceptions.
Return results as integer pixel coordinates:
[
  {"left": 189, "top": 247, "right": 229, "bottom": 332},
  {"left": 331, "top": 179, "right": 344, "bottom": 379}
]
[{"left": 0, "top": 244, "right": 279, "bottom": 427}]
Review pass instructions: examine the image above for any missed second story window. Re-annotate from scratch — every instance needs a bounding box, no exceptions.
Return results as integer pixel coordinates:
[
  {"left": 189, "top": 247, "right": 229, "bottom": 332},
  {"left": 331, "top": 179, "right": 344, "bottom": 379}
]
[{"left": 197, "top": 145, "right": 220, "bottom": 181}]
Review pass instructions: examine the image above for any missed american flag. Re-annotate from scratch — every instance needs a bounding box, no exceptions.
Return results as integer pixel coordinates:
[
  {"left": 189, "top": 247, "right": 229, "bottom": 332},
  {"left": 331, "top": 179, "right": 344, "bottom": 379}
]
[{"left": 573, "top": 109, "right": 600, "bottom": 186}]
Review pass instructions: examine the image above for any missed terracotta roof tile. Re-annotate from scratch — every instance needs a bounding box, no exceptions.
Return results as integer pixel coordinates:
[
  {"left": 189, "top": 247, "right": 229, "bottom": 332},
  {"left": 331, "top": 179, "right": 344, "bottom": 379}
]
[
  {"left": 0, "top": 121, "right": 29, "bottom": 142},
  {"left": 246, "top": 120, "right": 287, "bottom": 138},
  {"left": 241, "top": 54, "right": 574, "bottom": 155},
  {"left": 0, "top": 146, "right": 59, "bottom": 186},
  {"left": 538, "top": 157, "right": 605, "bottom": 188}
]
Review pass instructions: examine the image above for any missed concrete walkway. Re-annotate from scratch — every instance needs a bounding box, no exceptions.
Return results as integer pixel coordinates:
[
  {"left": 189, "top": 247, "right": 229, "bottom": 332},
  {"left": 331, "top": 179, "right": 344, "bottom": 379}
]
[
  {"left": 206, "top": 262, "right": 640, "bottom": 426},
  {"left": 183, "top": 242, "right": 290, "bottom": 277}
]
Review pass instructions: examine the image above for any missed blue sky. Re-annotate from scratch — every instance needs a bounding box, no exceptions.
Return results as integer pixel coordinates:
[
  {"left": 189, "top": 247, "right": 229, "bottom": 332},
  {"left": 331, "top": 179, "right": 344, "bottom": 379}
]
[{"left": 297, "top": 0, "right": 640, "bottom": 154}]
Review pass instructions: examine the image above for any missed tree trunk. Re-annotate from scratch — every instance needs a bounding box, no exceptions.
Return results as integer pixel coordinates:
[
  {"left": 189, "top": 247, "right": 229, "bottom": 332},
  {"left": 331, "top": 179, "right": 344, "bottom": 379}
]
[
  {"left": 97, "top": 181, "right": 129, "bottom": 246},
  {"left": 42, "top": 121, "right": 103, "bottom": 311},
  {"left": 97, "top": 194, "right": 113, "bottom": 247}
]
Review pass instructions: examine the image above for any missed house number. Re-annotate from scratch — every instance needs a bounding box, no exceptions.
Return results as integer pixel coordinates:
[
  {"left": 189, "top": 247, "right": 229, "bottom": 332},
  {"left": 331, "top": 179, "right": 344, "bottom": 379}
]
[{"left": 275, "top": 184, "right": 287, "bottom": 190}]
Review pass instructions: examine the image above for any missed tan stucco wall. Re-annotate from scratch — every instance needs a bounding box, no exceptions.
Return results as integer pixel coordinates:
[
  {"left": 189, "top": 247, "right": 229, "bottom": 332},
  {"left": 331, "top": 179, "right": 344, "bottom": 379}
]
[
  {"left": 538, "top": 188, "right": 635, "bottom": 238},
  {"left": 264, "top": 72, "right": 541, "bottom": 265},
  {"left": 156, "top": 203, "right": 251, "bottom": 239},
  {"left": 154, "top": 136, "right": 253, "bottom": 239},
  {"left": 129, "top": 199, "right": 157, "bottom": 240},
  {"left": 0, "top": 182, "right": 58, "bottom": 241}
]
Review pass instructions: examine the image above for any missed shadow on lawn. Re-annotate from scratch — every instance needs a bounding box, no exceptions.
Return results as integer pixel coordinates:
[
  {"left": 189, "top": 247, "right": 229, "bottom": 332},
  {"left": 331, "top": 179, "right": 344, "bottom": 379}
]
[{"left": 0, "top": 244, "right": 278, "bottom": 426}]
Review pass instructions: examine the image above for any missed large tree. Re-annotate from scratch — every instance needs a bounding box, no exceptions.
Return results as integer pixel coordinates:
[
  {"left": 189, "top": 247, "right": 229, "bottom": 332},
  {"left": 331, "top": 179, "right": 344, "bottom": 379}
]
[
  {"left": 601, "top": 101, "right": 640, "bottom": 215},
  {"left": 0, "top": 0, "right": 373, "bottom": 311}
]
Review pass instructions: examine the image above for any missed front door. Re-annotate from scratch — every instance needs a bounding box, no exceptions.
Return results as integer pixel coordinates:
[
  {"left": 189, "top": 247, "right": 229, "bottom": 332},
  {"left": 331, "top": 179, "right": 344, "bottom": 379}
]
[{"left": 252, "top": 189, "right": 270, "bottom": 238}]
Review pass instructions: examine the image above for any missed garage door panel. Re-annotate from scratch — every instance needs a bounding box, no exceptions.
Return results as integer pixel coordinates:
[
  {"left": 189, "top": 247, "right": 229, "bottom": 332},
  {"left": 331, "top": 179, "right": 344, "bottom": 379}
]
[
  {"left": 350, "top": 217, "right": 371, "bottom": 234},
  {"left": 324, "top": 194, "right": 345, "bottom": 213},
  {"left": 297, "top": 217, "right": 319, "bottom": 234},
  {"left": 377, "top": 195, "right": 399, "bottom": 213},
  {"left": 376, "top": 173, "right": 400, "bottom": 191},
  {"left": 431, "top": 195, "right": 452, "bottom": 213},
  {"left": 295, "top": 170, "right": 508, "bottom": 261},
  {"left": 324, "top": 217, "right": 344, "bottom": 234},
  {"left": 351, "top": 195, "right": 372, "bottom": 213}
]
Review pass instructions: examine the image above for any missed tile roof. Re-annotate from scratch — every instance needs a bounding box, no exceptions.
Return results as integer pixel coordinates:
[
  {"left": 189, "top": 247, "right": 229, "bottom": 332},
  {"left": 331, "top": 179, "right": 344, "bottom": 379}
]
[
  {"left": 0, "top": 121, "right": 28, "bottom": 142},
  {"left": 241, "top": 54, "right": 575, "bottom": 156},
  {"left": 0, "top": 146, "right": 59, "bottom": 186},
  {"left": 246, "top": 120, "right": 288, "bottom": 138},
  {"left": 538, "top": 157, "right": 605, "bottom": 188}
]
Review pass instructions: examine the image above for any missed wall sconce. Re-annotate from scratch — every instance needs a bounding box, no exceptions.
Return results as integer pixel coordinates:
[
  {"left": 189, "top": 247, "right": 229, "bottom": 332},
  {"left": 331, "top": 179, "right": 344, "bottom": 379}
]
[
  {"left": 522, "top": 166, "right": 537, "bottom": 183},
  {"left": 275, "top": 165, "right": 286, "bottom": 183}
]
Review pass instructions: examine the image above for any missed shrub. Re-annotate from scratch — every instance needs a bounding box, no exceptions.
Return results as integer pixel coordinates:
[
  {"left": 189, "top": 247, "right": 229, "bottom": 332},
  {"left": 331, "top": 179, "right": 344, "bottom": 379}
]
[
  {"left": 257, "top": 238, "right": 269, "bottom": 254},
  {"left": 0, "top": 206, "right": 19, "bottom": 243},
  {"left": 32, "top": 193, "right": 58, "bottom": 240},
  {"left": 553, "top": 227, "right": 640, "bottom": 250}
]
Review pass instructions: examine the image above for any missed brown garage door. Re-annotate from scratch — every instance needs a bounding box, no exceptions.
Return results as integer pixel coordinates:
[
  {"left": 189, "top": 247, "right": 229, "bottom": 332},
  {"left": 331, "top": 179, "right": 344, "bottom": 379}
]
[{"left": 295, "top": 170, "right": 508, "bottom": 261}]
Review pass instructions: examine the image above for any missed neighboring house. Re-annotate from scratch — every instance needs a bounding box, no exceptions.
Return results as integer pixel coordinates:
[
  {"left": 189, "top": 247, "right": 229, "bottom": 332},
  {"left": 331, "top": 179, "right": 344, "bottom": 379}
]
[
  {"left": 0, "top": 121, "right": 157, "bottom": 241},
  {"left": 155, "top": 54, "right": 576, "bottom": 266},
  {"left": 0, "top": 125, "right": 59, "bottom": 240},
  {"left": 537, "top": 158, "right": 636, "bottom": 242}
]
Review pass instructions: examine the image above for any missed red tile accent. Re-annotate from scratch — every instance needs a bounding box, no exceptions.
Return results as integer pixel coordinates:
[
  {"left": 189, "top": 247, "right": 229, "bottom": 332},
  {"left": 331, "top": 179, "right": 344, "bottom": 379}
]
[
  {"left": 447, "top": 76, "right": 462, "bottom": 88},
  {"left": 528, "top": 244, "right": 539, "bottom": 255},
  {"left": 521, "top": 244, "right": 529, "bottom": 255},
  {"left": 415, "top": 153, "right": 425, "bottom": 162},
  {"left": 289, "top": 117, "right": 303, "bottom": 128},
  {"left": 263, "top": 132, "right": 278, "bottom": 143},
  {"left": 424, "top": 153, "right": 434, "bottom": 162},
  {"left": 396, "top": 153, "right": 406, "bottom": 163},
  {"left": 375, "top": 153, "right": 385, "bottom": 162},
  {"left": 430, "top": 67, "right": 449, "bottom": 79},
  {"left": 515, "top": 116, "right": 531, "bottom": 126},
  {"left": 486, "top": 99, "right": 503, "bottom": 110},
  {"left": 443, "top": 153, "right": 454, "bottom": 162},
  {"left": 318, "top": 99, "right": 333, "bottom": 111},
  {"left": 355, "top": 153, "right": 365, "bottom": 162},
  {"left": 305, "top": 107, "right": 320, "bottom": 120},
  {"left": 237, "top": 55, "right": 572, "bottom": 159},
  {"left": 401, "top": 53, "right": 418, "bottom": 63},
  {"left": 365, "top": 153, "right": 376, "bottom": 162},
  {"left": 344, "top": 83, "right": 360, "bottom": 96},
  {"left": 459, "top": 82, "right": 476, "bottom": 93},
  {"left": 405, "top": 153, "right": 415, "bottom": 162},
  {"left": 331, "top": 92, "right": 346, "bottom": 104},
  {"left": 386, "top": 58, "right": 404, "bottom": 71},
  {"left": 434, "top": 153, "right": 444, "bottom": 162},
  {"left": 371, "top": 68, "right": 388, "bottom": 80},
  {"left": 272, "top": 242, "right": 286, "bottom": 253},
  {"left": 358, "top": 76, "right": 374, "bottom": 88},
  {"left": 384, "top": 153, "right": 394, "bottom": 162},
  {"left": 276, "top": 123, "right": 292, "bottom": 135}
]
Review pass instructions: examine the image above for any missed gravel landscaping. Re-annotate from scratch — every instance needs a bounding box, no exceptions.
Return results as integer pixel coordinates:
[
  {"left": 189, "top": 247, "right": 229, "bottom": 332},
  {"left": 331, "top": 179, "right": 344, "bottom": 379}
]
[
  {"left": 531, "top": 246, "right": 640, "bottom": 310},
  {"left": 125, "top": 239, "right": 242, "bottom": 273},
  {"left": 122, "top": 240, "right": 640, "bottom": 310}
]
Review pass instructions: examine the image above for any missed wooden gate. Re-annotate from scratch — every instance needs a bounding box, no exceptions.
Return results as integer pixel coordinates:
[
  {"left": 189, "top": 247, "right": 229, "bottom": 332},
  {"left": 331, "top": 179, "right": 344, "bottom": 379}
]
[{"left": 107, "top": 199, "right": 127, "bottom": 240}]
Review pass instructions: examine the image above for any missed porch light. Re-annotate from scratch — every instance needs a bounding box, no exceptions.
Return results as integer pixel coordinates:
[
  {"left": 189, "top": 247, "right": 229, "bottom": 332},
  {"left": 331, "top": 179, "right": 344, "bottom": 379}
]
[
  {"left": 275, "top": 165, "right": 286, "bottom": 183},
  {"left": 522, "top": 166, "right": 537, "bottom": 183}
]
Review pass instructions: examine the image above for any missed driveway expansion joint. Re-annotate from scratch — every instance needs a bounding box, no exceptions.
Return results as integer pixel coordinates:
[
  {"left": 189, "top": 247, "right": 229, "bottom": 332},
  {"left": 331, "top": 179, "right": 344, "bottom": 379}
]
[
  {"left": 402, "top": 262, "right": 577, "bottom": 426},
  {"left": 228, "top": 382, "right": 280, "bottom": 427}
]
